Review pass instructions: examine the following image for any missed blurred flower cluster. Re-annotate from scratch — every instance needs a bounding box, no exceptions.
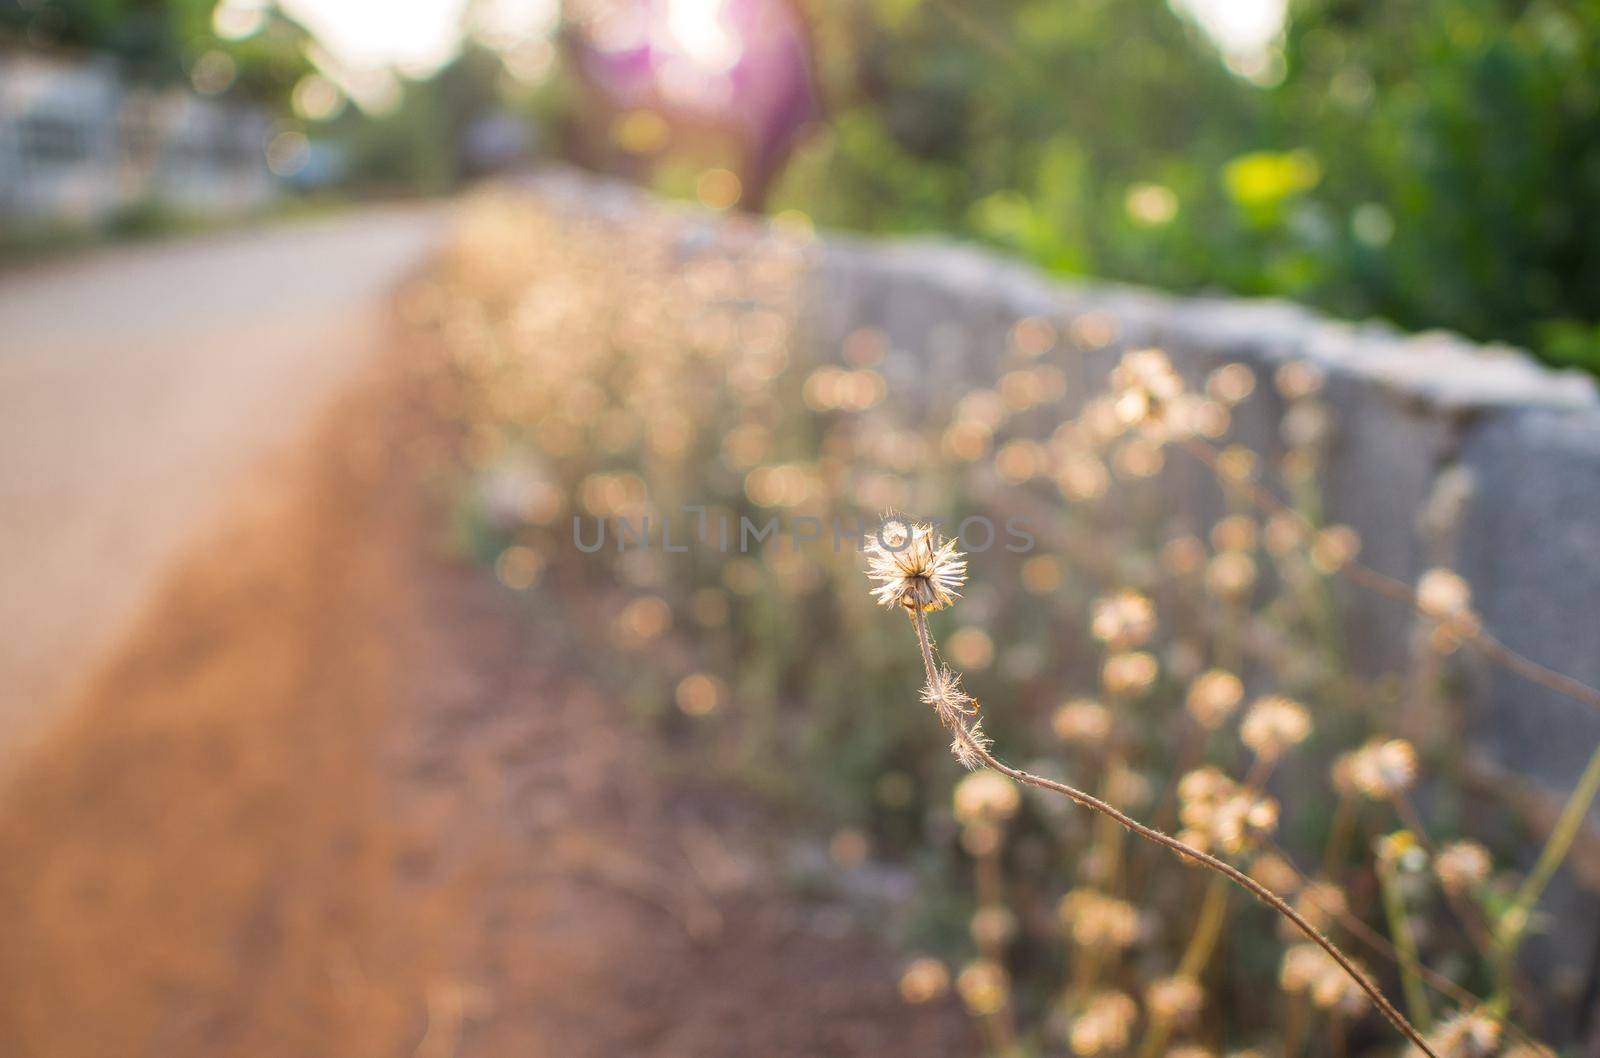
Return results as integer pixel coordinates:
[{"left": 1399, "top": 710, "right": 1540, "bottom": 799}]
[{"left": 401, "top": 191, "right": 1582, "bottom": 1057}]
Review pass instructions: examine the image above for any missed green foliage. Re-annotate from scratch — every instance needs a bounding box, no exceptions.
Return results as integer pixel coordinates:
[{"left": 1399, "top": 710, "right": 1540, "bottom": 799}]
[{"left": 774, "top": 0, "right": 1600, "bottom": 373}]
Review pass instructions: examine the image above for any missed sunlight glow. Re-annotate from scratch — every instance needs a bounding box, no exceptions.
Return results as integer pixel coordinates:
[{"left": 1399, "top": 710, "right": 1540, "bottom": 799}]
[{"left": 661, "top": 0, "right": 742, "bottom": 74}]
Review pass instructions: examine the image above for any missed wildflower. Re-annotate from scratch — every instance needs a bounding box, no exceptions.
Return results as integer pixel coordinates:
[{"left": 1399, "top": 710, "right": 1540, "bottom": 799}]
[
  {"left": 1053, "top": 698, "right": 1113, "bottom": 746},
  {"left": 1069, "top": 991, "right": 1138, "bottom": 1055},
  {"left": 1186, "top": 669, "right": 1244, "bottom": 729},
  {"left": 1146, "top": 975, "right": 1204, "bottom": 1024},
  {"left": 1091, "top": 590, "right": 1157, "bottom": 650},
  {"left": 1287, "top": 880, "right": 1347, "bottom": 936},
  {"left": 898, "top": 958, "right": 950, "bottom": 1004},
  {"left": 1249, "top": 851, "right": 1302, "bottom": 895},
  {"left": 953, "top": 770, "right": 1020, "bottom": 825},
  {"left": 864, "top": 519, "right": 967, "bottom": 612},
  {"left": 1058, "top": 889, "right": 1142, "bottom": 950},
  {"left": 1205, "top": 551, "right": 1258, "bottom": 602},
  {"left": 1110, "top": 348, "right": 1185, "bottom": 428},
  {"left": 956, "top": 959, "right": 1009, "bottom": 1016},
  {"left": 1434, "top": 841, "right": 1492, "bottom": 895},
  {"left": 1345, "top": 738, "right": 1420, "bottom": 800},
  {"left": 1374, "top": 830, "right": 1427, "bottom": 873},
  {"left": 1416, "top": 1010, "right": 1502, "bottom": 1058},
  {"left": 1103, "top": 651, "right": 1159, "bottom": 697},
  {"left": 1281, "top": 943, "right": 1371, "bottom": 1013},
  {"left": 1178, "top": 767, "right": 1279, "bottom": 854},
  {"left": 1240, "top": 696, "right": 1311, "bottom": 761},
  {"left": 1210, "top": 514, "right": 1257, "bottom": 553},
  {"left": 1309, "top": 525, "right": 1361, "bottom": 573},
  {"left": 1416, "top": 567, "right": 1480, "bottom": 639},
  {"left": 970, "top": 905, "right": 1018, "bottom": 948}
]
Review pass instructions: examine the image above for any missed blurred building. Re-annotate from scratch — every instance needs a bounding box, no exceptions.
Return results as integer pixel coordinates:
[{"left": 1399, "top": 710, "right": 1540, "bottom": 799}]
[{"left": 0, "top": 44, "right": 275, "bottom": 231}]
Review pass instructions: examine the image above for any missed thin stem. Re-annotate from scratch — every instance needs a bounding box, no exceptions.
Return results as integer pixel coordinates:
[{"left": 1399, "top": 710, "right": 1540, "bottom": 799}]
[
  {"left": 906, "top": 608, "right": 1438, "bottom": 1058},
  {"left": 1377, "top": 860, "right": 1433, "bottom": 1032},
  {"left": 1495, "top": 735, "right": 1600, "bottom": 987}
]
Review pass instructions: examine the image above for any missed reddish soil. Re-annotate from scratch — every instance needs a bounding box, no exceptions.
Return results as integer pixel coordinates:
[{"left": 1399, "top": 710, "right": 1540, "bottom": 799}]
[{"left": 0, "top": 330, "right": 970, "bottom": 1057}]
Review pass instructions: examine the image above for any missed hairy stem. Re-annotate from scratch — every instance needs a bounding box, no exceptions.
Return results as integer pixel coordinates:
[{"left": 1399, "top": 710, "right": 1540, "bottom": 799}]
[{"left": 906, "top": 607, "right": 1438, "bottom": 1058}]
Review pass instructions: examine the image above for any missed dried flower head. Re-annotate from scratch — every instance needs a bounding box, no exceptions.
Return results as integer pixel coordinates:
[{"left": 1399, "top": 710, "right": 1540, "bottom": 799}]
[
  {"left": 1434, "top": 841, "right": 1492, "bottom": 894},
  {"left": 953, "top": 769, "right": 1021, "bottom": 825},
  {"left": 955, "top": 959, "right": 1010, "bottom": 1016},
  {"left": 1240, "top": 695, "right": 1312, "bottom": 761},
  {"left": 1205, "top": 551, "right": 1259, "bottom": 602},
  {"left": 1092, "top": 590, "right": 1158, "bottom": 649},
  {"left": 1146, "top": 975, "right": 1205, "bottom": 1024},
  {"left": 1058, "top": 888, "right": 1142, "bottom": 950},
  {"left": 1416, "top": 568, "right": 1478, "bottom": 631},
  {"left": 1053, "top": 698, "right": 1114, "bottom": 746},
  {"left": 1110, "top": 348, "right": 1185, "bottom": 429},
  {"left": 1102, "top": 651, "right": 1160, "bottom": 698},
  {"left": 1345, "top": 738, "right": 1420, "bottom": 800},
  {"left": 970, "top": 905, "right": 1018, "bottom": 948},
  {"left": 1186, "top": 669, "right": 1245, "bottom": 729},
  {"left": 1069, "top": 991, "right": 1139, "bottom": 1055},
  {"left": 1177, "top": 767, "right": 1280, "bottom": 854},
  {"left": 1415, "top": 1011, "right": 1503, "bottom": 1058},
  {"left": 1280, "top": 943, "right": 1371, "bottom": 1013},
  {"left": 898, "top": 957, "right": 951, "bottom": 1004},
  {"left": 865, "top": 519, "right": 967, "bottom": 612}
]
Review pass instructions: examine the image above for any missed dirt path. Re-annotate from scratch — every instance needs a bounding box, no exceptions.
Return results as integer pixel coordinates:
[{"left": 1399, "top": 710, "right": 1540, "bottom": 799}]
[
  {"left": 0, "top": 207, "right": 447, "bottom": 761},
  {"left": 0, "top": 272, "right": 968, "bottom": 1056}
]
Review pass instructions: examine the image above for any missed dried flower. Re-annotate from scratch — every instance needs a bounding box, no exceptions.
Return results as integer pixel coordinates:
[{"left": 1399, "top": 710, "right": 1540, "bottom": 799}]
[
  {"left": 1434, "top": 841, "right": 1492, "bottom": 894},
  {"left": 1345, "top": 738, "right": 1420, "bottom": 800},
  {"left": 1280, "top": 943, "right": 1371, "bottom": 1013},
  {"left": 953, "top": 770, "right": 1021, "bottom": 825},
  {"left": 898, "top": 957, "right": 951, "bottom": 1004},
  {"left": 1092, "top": 590, "right": 1158, "bottom": 649},
  {"left": 1186, "top": 669, "right": 1245, "bottom": 729},
  {"left": 1069, "top": 991, "right": 1139, "bottom": 1055},
  {"left": 1058, "top": 889, "right": 1142, "bottom": 950},
  {"left": 955, "top": 959, "right": 1010, "bottom": 1016},
  {"left": 1103, "top": 651, "right": 1160, "bottom": 698},
  {"left": 1415, "top": 1010, "right": 1502, "bottom": 1058},
  {"left": 865, "top": 519, "right": 967, "bottom": 612},
  {"left": 1416, "top": 568, "right": 1479, "bottom": 634},
  {"left": 1240, "top": 696, "right": 1312, "bottom": 761},
  {"left": 1053, "top": 698, "right": 1113, "bottom": 746},
  {"left": 1146, "top": 975, "right": 1204, "bottom": 1024}
]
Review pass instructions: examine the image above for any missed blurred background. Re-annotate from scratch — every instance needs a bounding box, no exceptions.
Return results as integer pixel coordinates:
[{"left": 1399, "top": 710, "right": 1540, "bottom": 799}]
[
  {"left": 4, "top": 3, "right": 1600, "bottom": 1058},
  {"left": 4, "top": 0, "right": 1599, "bottom": 370}
]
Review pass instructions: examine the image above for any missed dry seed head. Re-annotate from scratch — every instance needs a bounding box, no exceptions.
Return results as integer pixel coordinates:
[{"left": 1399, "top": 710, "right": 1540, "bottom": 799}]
[
  {"left": 1053, "top": 698, "right": 1114, "bottom": 746},
  {"left": 1186, "top": 669, "right": 1245, "bottom": 729},
  {"left": 1058, "top": 889, "right": 1142, "bottom": 950},
  {"left": 1287, "top": 880, "right": 1347, "bottom": 936},
  {"left": 1102, "top": 651, "right": 1160, "bottom": 697},
  {"left": 1249, "top": 851, "right": 1302, "bottom": 895},
  {"left": 1434, "top": 840, "right": 1492, "bottom": 894},
  {"left": 955, "top": 959, "right": 1010, "bottom": 1016},
  {"left": 1346, "top": 738, "right": 1419, "bottom": 800},
  {"left": 898, "top": 957, "right": 950, "bottom": 1004},
  {"left": 1415, "top": 1011, "right": 1503, "bottom": 1058},
  {"left": 1070, "top": 991, "right": 1139, "bottom": 1056},
  {"left": 1091, "top": 590, "right": 1158, "bottom": 650},
  {"left": 1240, "top": 695, "right": 1312, "bottom": 761},
  {"left": 1417, "top": 567, "right": 1478, "bottom": 628},
  {"left": 1146, "top": 975, "right": 1205, "bottom": 1024},
  {"left": 953, "top": 769, "right": 1021, "bottom": 825},
  {"left": 864, "top": 519, "right": 967, "bottom": 612},
  {"left": 1205, "top": 551, "right": 1258, "bottom": 602},
  {"left": 970, "top": 905, "right": 1018, "bottom": 948}
]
